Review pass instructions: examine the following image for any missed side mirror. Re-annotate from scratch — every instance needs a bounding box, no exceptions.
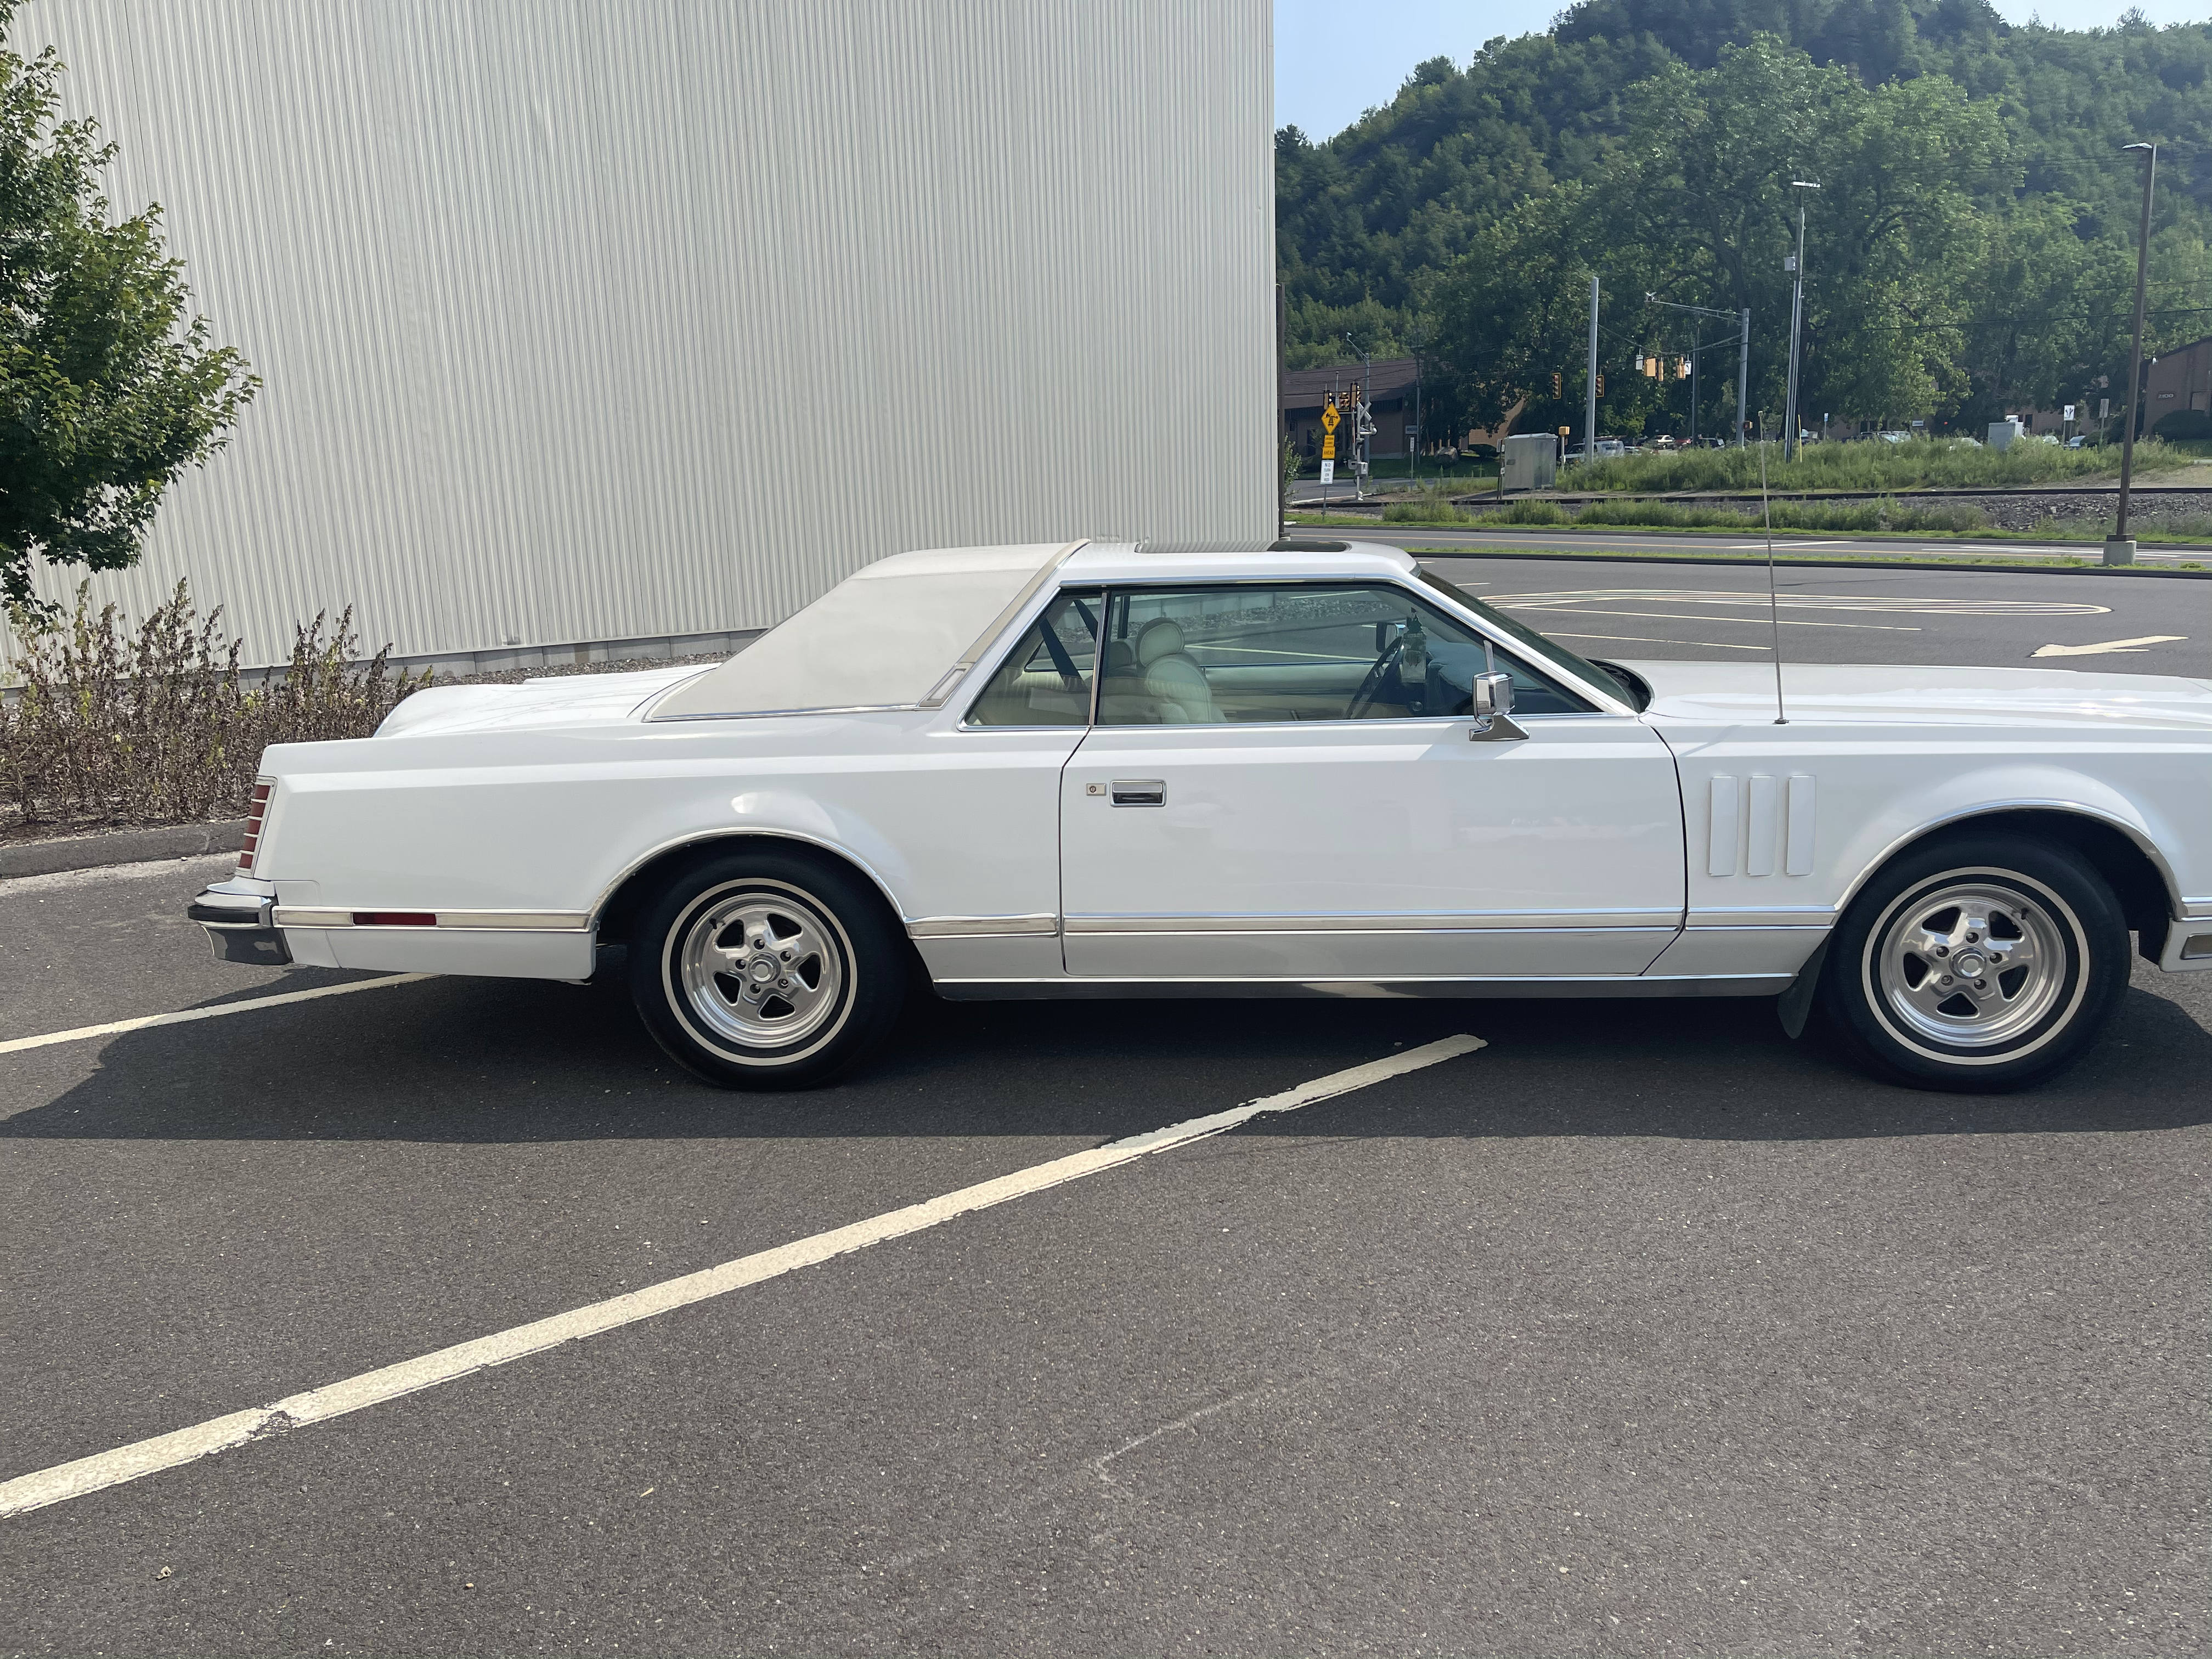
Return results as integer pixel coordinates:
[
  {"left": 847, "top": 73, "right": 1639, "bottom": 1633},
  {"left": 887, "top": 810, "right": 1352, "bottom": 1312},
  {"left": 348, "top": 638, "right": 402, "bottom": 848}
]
[
  {"left": 1471, "top": 672, "right": 1515, "bottom": 719},
  {"left": 1373, "top": 619, "right": 1402, "bottom": 652}
]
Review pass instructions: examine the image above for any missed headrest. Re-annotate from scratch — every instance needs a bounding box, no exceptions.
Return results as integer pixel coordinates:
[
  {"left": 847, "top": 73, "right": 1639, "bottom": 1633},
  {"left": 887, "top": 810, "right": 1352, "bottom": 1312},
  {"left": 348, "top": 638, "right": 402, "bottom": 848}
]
[
  {"left": 1135, "top": 617, "right": 1186, "bottom": 667},
  {"left": 1102, "top": 640, "right": 1137, "bottom": 675}
]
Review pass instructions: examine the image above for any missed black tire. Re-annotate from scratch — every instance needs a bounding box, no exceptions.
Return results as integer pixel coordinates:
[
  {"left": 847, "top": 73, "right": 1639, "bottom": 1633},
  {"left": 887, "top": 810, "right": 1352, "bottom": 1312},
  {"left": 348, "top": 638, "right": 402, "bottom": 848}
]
[
  {"left": 1816, "top": 832, "right": 2128, "bottom": 1093},
  {"left": 627, "top": 847, "right": 906, "bottom": 1090}
]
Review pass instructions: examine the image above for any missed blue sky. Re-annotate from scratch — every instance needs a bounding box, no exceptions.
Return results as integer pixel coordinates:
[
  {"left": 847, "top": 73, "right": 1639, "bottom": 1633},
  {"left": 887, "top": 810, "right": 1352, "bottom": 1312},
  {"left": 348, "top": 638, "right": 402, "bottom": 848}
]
[{"left": 1275, "top": 0, "right": 2212, "bottom": 138}]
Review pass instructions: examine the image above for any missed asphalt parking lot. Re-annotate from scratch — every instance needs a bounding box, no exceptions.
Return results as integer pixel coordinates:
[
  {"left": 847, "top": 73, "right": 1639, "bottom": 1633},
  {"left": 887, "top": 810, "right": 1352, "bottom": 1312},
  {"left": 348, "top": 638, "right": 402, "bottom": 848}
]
[
  {"left": 2, "top": 561, "right": 2207, "bottom": 1656},
  {"left": 1424, "top": 553, "right": 2210, "bottom": 676}
]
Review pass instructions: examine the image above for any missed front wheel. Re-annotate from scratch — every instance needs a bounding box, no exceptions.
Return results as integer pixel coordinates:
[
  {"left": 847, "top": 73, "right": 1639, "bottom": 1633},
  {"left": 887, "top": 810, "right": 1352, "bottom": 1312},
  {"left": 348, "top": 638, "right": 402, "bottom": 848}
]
[
  {"left": 628, "top": 848, "right": 906, "bottom": 1090},
  {"left": 1816, "top": 834, "right": 2129, "bottom": 1093}
]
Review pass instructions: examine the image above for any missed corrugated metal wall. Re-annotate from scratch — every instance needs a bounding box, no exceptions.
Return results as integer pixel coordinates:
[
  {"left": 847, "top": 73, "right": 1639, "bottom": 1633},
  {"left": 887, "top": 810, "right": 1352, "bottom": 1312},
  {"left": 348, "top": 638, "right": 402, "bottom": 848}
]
[{"left": 7, "top": 1, "right": 1274, "bottom": 671}]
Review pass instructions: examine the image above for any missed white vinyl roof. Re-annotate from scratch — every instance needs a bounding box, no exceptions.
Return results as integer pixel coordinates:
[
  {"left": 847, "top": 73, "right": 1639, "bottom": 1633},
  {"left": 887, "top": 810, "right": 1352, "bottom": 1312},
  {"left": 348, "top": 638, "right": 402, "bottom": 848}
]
[{"left": 650, "top": 543, "right": 1076, "bottom": 720}]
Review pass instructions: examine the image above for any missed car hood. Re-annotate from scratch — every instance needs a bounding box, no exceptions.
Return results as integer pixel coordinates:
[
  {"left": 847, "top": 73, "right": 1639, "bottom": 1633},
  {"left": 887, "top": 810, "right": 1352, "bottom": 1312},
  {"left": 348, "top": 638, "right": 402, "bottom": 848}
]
[
  {"left": 1616, "top": 658, "right": 2212, "bottom": 732},
  {"left": 373, "top": 664, "right": 713, "bottom": 738}
]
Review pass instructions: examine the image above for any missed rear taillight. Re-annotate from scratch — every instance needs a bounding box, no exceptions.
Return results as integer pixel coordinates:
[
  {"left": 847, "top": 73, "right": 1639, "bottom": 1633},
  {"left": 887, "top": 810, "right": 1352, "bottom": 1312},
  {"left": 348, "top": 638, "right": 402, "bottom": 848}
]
[{"left": 238, "top": 777, "right": 274, "bottom": 872}]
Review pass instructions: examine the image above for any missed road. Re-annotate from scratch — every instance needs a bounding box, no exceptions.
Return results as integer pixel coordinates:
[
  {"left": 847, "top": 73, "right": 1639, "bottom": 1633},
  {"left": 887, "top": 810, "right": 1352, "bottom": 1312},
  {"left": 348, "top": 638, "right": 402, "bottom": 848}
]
[
  {"left": 1322, "top": 521, "right": 2212, "bottom": 566},
  {"left": 1, "top": 562, "right": 2205, "bottom": 1656}
]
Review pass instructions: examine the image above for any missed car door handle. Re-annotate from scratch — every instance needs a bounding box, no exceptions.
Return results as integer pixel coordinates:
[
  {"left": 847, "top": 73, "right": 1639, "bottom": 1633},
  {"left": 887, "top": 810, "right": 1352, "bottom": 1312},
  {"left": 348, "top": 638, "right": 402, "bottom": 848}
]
[{"left": 1110, "top": 778, "right": 1166, "bottom": 807}]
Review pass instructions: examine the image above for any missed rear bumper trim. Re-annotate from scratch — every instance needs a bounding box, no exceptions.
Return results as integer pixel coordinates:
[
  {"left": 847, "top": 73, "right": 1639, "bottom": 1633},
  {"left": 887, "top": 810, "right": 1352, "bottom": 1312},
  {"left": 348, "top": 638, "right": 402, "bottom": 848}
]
[{"left": 189, "top": 881, "right": 292, "bottom": 966}]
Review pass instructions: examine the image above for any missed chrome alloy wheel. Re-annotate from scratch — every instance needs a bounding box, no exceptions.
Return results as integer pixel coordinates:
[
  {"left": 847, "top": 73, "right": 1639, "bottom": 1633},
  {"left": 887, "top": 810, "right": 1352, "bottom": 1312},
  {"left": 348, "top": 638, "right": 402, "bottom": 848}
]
[
  {"left": 1871, "top": 879, "right": 2073, "bottom": 1050},
  {"left": 675, "top": 885, "right": 848, "bottom": 1049}
]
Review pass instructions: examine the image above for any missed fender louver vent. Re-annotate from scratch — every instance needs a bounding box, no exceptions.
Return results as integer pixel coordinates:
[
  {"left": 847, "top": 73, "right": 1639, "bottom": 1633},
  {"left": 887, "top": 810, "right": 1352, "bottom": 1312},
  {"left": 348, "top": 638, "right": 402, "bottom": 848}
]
[{"left": 1708, "top": 774, "right": 1815, "bottom": 877}]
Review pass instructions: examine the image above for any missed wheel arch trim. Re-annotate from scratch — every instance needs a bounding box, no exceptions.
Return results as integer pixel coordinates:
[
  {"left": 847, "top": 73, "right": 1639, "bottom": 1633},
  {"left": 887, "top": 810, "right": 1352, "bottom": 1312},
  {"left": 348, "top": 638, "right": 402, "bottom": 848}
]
[
  {"left": 1835, "top": 799, "right": 2185, "bottom": 921},
  {"left": 588, "top": 828, "right": 910, "bottom": 943}
]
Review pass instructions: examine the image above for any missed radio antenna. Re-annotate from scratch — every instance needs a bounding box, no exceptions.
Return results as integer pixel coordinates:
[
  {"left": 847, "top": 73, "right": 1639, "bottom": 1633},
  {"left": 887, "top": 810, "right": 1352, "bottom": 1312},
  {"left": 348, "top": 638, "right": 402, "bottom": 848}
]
[{"left": 1757, "top": 414, "right": 1788, "bottom": 725}]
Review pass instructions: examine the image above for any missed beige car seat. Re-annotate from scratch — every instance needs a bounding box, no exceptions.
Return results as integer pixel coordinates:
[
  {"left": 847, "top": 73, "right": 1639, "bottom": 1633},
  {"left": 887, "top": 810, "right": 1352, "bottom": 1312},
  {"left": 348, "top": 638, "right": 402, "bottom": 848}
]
[{"left": 1132, "top": 617, "right": 1222, "bottom": 724}]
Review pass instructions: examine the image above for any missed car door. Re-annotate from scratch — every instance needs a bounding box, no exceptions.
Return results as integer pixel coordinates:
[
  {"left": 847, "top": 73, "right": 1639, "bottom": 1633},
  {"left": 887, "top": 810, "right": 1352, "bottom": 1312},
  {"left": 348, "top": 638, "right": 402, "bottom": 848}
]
[{"left": 1058, "top": 581, "right": 1685, "bottom": 980}]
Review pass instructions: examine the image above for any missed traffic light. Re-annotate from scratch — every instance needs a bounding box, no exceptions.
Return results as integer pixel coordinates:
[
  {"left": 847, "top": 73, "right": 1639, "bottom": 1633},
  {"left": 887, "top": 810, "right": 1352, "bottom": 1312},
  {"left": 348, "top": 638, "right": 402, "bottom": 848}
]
[
  {"left": 1551, "top": 371, "right": 1562, "bottom": 397},
  {"left": 1595, "top": 371, "right": 1605, "bottom": 396}
]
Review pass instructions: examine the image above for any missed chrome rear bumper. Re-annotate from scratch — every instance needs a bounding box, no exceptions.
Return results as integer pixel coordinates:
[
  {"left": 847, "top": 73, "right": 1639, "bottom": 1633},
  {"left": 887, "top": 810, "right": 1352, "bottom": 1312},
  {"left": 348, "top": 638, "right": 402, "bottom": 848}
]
[
  {"left": 2159, "top": 917, "right": 2212, "bottom": 972},
  {"left": 189, "top": 878, "right": 292, "bottom": 966}
]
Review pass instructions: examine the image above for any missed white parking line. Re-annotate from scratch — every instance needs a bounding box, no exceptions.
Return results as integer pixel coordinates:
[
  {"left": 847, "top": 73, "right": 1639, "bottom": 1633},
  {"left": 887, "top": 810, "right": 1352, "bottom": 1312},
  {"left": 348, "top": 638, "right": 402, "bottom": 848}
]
[
  {"left": 1500, "top": 604, "right": 1920, "bottom": 632},
  {"left": 0, "top": 974, "right": 436, "bottom": 1057},
  {"left": 1547, "top": 630, "right": 1770, "bottom": 651},
  {"left": 0, "top": 1035, "right": 1485, "bottom": 1520}
]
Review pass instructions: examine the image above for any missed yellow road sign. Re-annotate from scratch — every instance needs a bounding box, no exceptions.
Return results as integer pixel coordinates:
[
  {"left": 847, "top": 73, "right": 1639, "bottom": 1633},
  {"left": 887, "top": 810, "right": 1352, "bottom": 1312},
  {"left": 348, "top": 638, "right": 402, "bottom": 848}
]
[
  {"left": 1322, "top": 433, "right": 1336, "bottom": 459},
  {"left": 1321, "top": 403, "right": 1341, "bottom": 435}
]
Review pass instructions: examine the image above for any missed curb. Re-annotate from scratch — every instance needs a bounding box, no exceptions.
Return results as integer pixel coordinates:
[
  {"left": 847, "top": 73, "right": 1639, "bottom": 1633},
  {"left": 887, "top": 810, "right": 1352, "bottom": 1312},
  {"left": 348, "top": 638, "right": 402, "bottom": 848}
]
[{"left": 0, "top": 819, "right": 247, "bottom": 881}]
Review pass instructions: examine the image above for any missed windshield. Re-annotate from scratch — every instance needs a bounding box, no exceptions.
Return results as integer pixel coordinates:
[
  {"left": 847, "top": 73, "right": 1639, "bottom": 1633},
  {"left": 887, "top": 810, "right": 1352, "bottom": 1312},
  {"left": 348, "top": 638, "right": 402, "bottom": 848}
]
[{"left": 1415, "top": 568, "right": 1636, "bottom": 707}]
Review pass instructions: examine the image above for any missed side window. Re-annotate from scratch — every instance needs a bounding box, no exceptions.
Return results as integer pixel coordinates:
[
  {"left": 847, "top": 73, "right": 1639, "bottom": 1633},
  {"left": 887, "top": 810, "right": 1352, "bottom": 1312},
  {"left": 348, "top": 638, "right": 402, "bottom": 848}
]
[
  {"left": 1095, "top": 584, "right": 1591, "bottom": 726},
  {"left": 964, "top": 589, "right": 1101, "bottom": 726}
]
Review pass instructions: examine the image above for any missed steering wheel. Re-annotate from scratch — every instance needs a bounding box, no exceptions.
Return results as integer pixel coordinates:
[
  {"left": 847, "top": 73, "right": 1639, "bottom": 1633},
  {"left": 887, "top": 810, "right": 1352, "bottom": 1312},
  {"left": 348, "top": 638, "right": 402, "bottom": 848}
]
[{"left": 1345, "top": 638, "right": 1403, "bottom": 720}]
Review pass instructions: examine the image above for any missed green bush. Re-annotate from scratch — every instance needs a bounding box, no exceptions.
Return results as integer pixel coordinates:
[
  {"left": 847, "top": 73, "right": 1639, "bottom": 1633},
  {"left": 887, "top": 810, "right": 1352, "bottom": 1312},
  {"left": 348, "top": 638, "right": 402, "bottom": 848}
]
[{"left": 2153, "top": 410, "right": 2212, "bottom": 442}]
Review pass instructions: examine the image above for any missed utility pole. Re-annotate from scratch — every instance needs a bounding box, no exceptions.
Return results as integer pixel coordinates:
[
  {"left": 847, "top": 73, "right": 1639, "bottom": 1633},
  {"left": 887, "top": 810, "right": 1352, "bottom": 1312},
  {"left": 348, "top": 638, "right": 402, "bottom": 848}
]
[
  {"left": 1584, "top": 275, "right": 1599, "bottom": 466},
  {"left": 2109, "top": 142, "right": 2158, "bottom": 567},
  {"left": 1784, "top": 180, "right": 1819, "bottom": 460},
  {"left": 1407, "top": 323, "right": 1426, "bottom": 487},
  {"left": 1737, "top": 308, "right": 1750, "bottom": 447}
]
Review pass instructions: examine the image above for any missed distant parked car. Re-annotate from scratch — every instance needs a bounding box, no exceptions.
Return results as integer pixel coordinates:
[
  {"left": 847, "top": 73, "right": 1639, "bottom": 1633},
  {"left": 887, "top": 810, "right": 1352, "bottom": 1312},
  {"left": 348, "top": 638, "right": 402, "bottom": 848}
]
[
  {"left": 2066, "top": 436, "right": 2088, "bottom": 449},
  {"left": 1874, "top": 430, "right": 1913, "bottom": 444}
]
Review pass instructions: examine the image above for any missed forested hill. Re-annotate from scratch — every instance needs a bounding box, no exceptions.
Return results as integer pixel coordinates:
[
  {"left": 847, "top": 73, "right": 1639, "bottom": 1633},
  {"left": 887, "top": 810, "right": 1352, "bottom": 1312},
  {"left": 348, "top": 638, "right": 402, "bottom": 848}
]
[{"left": 1278, "top": 0, "right": 2212, "bottom": 441}]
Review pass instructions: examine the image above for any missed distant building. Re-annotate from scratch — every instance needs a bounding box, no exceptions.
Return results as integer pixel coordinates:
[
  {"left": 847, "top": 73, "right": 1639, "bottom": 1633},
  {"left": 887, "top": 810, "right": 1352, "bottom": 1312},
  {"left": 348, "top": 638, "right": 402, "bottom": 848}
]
[{"left": 2145, "top": 336, "right": 2212, "bottom": 431}]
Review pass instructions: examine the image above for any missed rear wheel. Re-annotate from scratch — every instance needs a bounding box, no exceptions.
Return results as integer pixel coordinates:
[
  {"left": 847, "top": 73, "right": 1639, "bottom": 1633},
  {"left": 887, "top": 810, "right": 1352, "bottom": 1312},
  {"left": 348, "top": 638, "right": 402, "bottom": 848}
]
[
  {"left": 1817, "top": 833, "right": 2128, "bottom": 1092},
  {"left": 628, "top": 848, "right": 905, "bottom": 1090}
]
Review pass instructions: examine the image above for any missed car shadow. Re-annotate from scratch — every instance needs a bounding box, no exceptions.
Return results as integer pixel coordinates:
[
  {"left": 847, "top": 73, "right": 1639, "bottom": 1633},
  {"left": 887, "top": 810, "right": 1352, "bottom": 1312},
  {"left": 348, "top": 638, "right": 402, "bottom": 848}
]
[{"left": 3, "top": 961, "right": 2205, "bottom": 1144}]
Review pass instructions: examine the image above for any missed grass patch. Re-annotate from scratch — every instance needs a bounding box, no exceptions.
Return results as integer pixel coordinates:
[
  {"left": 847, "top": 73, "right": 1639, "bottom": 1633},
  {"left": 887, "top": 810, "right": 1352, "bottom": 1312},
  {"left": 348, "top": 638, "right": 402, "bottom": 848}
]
[
  {"left": 1397, "top": 542, "right": 2210, "bottom": 574},
  {"left": 1560, "top": 437, "right": 2187, "bottom": 494},
  {"left": 1396, "top": 496, "right": 1999, "bottom": 534}
]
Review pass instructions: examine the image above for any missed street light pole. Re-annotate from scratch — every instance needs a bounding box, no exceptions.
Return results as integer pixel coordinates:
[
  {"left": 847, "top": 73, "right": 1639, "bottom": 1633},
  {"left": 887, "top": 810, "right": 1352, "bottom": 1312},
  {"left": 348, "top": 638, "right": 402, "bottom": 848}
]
[
  {"left": 1784, "top": 180, "right": 1819, "bottom": 461},
  {"left": 2109, "top": 142, "right": 2158, "bottom": 567}
]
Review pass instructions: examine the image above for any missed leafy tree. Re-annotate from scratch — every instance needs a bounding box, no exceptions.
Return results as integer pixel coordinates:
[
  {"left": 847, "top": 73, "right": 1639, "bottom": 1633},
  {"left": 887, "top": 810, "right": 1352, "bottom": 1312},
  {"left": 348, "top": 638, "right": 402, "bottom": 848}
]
[
  {"left": 1, "top": 5, "right": 256, "bottom": 616},
  {"left": 1278, "top": 0, "right": 2212, "bottom": 441}
]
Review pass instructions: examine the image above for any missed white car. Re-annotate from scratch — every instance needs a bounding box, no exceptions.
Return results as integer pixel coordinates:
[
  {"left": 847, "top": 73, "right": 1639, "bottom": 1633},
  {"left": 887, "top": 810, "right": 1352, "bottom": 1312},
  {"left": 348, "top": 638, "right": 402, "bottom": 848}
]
[{"left": 191, "top": 539, "right": 2212, "bottom": 1093}]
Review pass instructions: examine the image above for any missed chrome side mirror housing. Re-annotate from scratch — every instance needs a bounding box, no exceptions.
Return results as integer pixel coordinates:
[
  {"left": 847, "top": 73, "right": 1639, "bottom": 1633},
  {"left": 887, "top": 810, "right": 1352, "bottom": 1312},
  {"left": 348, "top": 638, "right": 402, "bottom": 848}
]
[{"left": 1468, "top": 671, "right": 1527, "bottom": 743}]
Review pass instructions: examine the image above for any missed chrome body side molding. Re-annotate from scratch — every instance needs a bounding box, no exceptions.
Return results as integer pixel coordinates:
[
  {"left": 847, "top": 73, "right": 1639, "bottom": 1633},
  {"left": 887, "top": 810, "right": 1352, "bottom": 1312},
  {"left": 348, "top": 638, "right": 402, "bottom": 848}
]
[
  {"left": 270, "top": 908, "right": 590, "bottom": 931},
  {"left": 905, "top": 914, "right": 1059, "bottom": 938},
  {"left": 932, "top": 973, "right": 1793, "bottom": 1001},
  {"left": 1061, "top": 910, "right": 1681, "bottom": 935}
]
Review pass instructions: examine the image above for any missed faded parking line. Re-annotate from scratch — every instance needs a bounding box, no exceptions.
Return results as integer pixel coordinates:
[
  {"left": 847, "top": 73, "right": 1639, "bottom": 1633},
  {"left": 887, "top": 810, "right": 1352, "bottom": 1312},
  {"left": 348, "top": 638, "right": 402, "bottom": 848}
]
[
  {"left": 0, "top": 974, "right": 435, "bottom": 1057},
  {"left": 0, "top": 1035, "right": 1485, "bottom": 1521}
]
